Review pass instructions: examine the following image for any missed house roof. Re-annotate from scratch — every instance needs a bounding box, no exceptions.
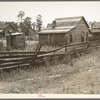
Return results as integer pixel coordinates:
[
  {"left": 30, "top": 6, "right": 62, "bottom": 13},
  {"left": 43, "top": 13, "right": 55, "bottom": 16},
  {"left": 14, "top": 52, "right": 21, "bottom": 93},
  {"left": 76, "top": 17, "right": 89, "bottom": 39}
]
[
  {"left": 11, "top": 32, "right": 24, "bottom": 35},
  {"left": 6, "top": 32, "right": 24, "bottom": 36},
  {"left": 54, "top": 16, "right": 82, "bottom": 27},
  {"left": 39, "top": 28, "right": 73, "bottom": 34},
  {"left": 39, "top": 16, "right": 88, "bottom": 34},
  {"left": 0, "top": 23, "right": 17, "bottom": 31},
  {"left": 92, "top": 22, "right": 100, "bottom": 29},
  {"left": 90, "top": 28, "right": 100, "bottom": 33},
  {"left": 0, "top": 24, "right": 9, "bottom": 30}
]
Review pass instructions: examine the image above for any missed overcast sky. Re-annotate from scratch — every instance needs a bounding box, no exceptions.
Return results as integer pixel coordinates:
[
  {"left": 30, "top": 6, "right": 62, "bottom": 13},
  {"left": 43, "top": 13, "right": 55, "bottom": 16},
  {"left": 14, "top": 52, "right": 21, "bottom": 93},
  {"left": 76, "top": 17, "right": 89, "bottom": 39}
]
[{"left": 0, "top": 2, "right": 100, "bottom": 27}]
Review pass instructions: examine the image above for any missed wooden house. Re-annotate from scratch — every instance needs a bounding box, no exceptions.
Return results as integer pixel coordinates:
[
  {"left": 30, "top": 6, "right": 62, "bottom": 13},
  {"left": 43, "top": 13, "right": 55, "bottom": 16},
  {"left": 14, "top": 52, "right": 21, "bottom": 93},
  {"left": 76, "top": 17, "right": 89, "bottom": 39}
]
[
  {"left": 6, "top": 32, "right": 25, "bottom": 49},
  {"left": 38, "top": 16, "right": 90, "bottom": 46},
  {"left": 90, "top": 22, "right": 100, "bottom": 41},
  {"left": 0, "top": 24, "right": 17, "bottom": 36}
]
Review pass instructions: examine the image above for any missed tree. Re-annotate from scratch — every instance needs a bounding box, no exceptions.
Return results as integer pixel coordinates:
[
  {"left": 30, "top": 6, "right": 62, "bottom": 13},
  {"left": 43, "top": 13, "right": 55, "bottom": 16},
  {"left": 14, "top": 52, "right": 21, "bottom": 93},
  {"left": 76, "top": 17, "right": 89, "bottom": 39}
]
[
  {"left": 21, "top": 17, "right": 32, "bottom": 35},
  {"left": 32, "top": 22, "right": 36, "bottom": 30},
  {"left": 36, "top": 14, "right": 42, "bottom": 31},
  {"left": 23, "top": 17, "right": 32, "bottom": 28},
  {"left": 88, "top": 22, "right": 93, "bottom": 29},
  {"left": 17, "top": 11, "right": 25, "bottom": 23}
]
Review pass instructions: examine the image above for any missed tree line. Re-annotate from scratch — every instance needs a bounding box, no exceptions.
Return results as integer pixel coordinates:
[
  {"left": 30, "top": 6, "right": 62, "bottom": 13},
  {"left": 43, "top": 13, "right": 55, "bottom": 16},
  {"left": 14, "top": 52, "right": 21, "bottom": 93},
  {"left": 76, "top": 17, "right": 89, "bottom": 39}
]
[
  {"left": 0, "top": 11, "right": 43, "bottom": 36},
  {"left": 17, "top": 11, "right": 43, "bottom": 35}
]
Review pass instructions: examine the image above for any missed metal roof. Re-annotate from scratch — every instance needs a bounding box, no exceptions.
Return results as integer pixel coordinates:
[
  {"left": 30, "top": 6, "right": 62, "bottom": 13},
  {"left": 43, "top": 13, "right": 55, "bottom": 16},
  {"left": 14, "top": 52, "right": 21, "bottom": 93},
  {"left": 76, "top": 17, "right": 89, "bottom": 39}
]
[
  {"left": 55, "top": 16, "right": 82, "bottom": 22},
  {"left": 55, "top": 26, "right": 75, "bottom": 29},
  {"left": 54, "top": 16, "right": 83, "bottom": 27},
  {"left": 39, "top": 28, "right": 73, "bottom": 34},
  {"left": 90, "top": 29, "right": 100, "bottom": 33},
  {"left": 0, "top": 30, "right": 3, "bottom": 32},
  {"left": 92, "top": 22, "right": 100, "bottom": 29},
  {"left": 11, "top": 32, "right": 24, "bottom": 35},
  {"left": 0, "top": 24, "right": 9, "bottom": 30},
  {"left": 39, "top": 16, "right": 89, "bottom": 34},
  {"left": 46, "top": 16, "right": 83, "bottom": 29}
]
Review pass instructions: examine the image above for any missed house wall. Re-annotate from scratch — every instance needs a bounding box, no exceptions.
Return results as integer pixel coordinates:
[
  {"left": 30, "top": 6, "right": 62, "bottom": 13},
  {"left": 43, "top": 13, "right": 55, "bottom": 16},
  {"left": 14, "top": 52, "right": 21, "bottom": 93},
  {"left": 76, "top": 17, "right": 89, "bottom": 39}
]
[
  {"left": 39, "top": 34, "right": 49, "bottom": 45},
  {"left": 39, "top": 18, "right": 90, "bottom": 46},
  {"left": 16, "top": 34, "right": 25, "bottom": 48},
  {"left": 52, "top": 34, "right": 65, "bottom": 46},
  {"left": 66, "top": 19, "right": 89, "bottom": 44},
  {"left": 92, "top": 32, "right": 100, "bottom": 41},
  {"left": 6, "top": 34, "right": 25, "bottom": 49},
  {"left": 39, "top": 34, "right": 65, "bottom": 46},
  {"left": 4, "top": 26, "right": 16, "bottom": 36},
  {"left": 11, "top": 35, "right": 16, "bottom": 47}
]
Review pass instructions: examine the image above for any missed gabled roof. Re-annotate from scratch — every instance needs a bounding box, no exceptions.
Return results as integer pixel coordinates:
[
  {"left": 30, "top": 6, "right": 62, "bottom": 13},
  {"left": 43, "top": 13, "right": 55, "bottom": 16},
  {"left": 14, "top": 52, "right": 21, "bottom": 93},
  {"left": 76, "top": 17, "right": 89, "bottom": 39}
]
[
  {"left": 92, "top": 22, "right": 100, "bottom": 29},
  {"left": 54, "top": 16, "right": 82, "bottom": 27},
  {"left": 0, "top": 23, "right": 17, "bottom": 31},
  {"left": 0, "top": 24, "right": 9, "bottom": 30},
  {"left": 90, "top": 28, "right": 100, "bottom": 33},
  {"left": 39, "top": 16, "right": 89, "bottom": 34}
]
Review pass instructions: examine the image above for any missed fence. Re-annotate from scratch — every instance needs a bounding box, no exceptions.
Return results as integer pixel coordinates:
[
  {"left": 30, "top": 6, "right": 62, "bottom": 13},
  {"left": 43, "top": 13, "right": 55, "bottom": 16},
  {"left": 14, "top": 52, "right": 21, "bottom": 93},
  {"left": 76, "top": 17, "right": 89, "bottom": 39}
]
[{"left": 0, "top": 40, "right": 100, "bottom": 71}]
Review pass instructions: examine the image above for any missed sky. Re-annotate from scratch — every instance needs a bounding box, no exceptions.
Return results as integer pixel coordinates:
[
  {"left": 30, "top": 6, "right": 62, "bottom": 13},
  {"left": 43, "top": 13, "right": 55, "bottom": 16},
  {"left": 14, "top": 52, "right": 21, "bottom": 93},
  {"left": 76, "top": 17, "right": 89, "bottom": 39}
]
[{"left": 0, "top": 1, "right": 100, "bottom": 27}]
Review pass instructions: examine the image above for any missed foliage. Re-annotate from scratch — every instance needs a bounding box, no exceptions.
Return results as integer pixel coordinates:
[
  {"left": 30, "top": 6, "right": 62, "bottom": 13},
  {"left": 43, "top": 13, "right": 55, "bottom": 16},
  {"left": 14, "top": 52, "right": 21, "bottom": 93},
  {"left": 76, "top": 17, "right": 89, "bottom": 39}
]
[
  {"left": 20, "top": 17, "right": 32, "bottom": 35},
  {"left": 17, "top": 11, "right": 25, "bottom": 22},
  {"left": 36, "top": 14, "right": 43, "bottom": 31}
]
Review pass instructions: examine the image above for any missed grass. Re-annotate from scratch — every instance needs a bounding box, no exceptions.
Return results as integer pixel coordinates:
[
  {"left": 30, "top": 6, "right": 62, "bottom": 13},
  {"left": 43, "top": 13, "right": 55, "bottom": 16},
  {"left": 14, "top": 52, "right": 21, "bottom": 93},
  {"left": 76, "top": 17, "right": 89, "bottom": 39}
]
[
  {"left": 0, "top": 38, "right": 60, "bottom": 52},
  {"left": 0, "top": 48, "right": 100, "bottom": 94},
  {"left": 0, "top": 37, "right": 64, "bottom": 52},
  {"left": 0, "top": 37, "right": 100, "bottom": 94}
]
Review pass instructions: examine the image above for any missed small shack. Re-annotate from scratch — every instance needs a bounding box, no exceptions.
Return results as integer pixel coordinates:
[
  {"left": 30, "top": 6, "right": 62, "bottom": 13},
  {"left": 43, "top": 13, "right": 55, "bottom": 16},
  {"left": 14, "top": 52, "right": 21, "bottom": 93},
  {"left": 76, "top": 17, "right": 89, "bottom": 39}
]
[
  {"left": 38, "top": 16, "right": 90, "bottom": 46},
  {"left": 6, "top": 32, "right": 25, "bottom": 49},
  {"left": 90, "top": 22, "right": 100, "bottom": 41},
  {"left": 0, "top": 24, "right": 16, "bottom": 36}
]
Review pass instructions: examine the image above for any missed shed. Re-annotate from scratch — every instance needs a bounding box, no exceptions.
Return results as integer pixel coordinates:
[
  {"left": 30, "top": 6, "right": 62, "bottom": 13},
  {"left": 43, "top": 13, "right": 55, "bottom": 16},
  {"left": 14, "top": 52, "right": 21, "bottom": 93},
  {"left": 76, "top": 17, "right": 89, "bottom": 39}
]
[
  {"left": 90, "top": 22, "right": 100, "bottom": 41},
  {"left": 0, "top": 24, "right": 17, "bottom": 36},
  {"left": 6, "top": 32, "right": 25, "bottom": 49},
  {"left": 38, "top": 16, "right": 90, "bottom": 46}
]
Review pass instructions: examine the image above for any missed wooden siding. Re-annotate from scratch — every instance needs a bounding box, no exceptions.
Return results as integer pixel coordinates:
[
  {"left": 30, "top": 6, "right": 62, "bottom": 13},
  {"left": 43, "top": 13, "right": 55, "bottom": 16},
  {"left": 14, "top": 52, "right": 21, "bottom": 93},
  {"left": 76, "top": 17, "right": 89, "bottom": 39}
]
[
  {"left": 6, "top": 34, "right": 25, "bottom": 49},
  {"left": 52, "top": 34, "right": 65, "bottom": 46},
  {"left": 4, "top": 26, "right": 16, "bottom": 36},
  {"left": 92, "top": 33, "right": 100, "bottom": 41},
  {"left": 39, "top": 17, "right": 90, "bottom": 46},
  {"left": 16, "top": 34, "right": 25, "bottom": 47},
  {"left": 39, "top": 34, "right": 65, "bottom": 46},
  {"left": 39, "top": 34, "right": 48, "bottom": 45},
  {"left": 65, "top": 18, "right": 89, "bottom": 45}
]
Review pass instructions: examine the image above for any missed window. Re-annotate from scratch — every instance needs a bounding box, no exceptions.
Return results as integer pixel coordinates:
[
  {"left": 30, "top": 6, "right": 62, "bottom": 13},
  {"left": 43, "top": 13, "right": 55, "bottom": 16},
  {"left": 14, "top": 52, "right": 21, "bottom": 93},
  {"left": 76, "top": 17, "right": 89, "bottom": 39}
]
[
  {"left": 70, "top": 34, "right": 72, "bottom": 43},
  {"left": 81, "top": 35, "right": 84, "bottom": 42}
]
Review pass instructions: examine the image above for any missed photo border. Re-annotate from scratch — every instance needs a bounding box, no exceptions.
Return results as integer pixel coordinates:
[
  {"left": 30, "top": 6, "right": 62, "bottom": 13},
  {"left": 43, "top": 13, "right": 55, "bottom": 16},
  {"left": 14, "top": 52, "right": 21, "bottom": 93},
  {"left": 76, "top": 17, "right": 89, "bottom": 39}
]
[{"left": 0, "top": 0, "right": 100, "bottom": 99}]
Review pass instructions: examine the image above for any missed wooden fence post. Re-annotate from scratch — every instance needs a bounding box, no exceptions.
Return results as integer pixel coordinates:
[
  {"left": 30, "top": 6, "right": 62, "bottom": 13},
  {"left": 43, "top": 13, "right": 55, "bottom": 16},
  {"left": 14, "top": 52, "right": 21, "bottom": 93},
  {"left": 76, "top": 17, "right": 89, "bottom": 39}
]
[
  {"left": 86, "top": 42, "right": 89, "bottom": 54},
  {"left": 7, "top": 30, "right": 12, "bottom": 51},
  {"left": 30, "top": 55, "right": 37, "bottom": 66},
  {"left": 65, "top": 37, "right": 67, "bottom": 52},
  {"left": 69, "top": 52, "right": 73, "bottom": 66},
  {"left": 0, "top": 69, "right": 3, "bottom": 80}
]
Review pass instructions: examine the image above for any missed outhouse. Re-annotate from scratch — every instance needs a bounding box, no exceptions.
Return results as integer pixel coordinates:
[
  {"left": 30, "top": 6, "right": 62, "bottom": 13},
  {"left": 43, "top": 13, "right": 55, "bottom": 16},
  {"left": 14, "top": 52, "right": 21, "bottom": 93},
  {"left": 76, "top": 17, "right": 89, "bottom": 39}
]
[{"left": 6, "top": 32, "right": 25, "bottom": 49}]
